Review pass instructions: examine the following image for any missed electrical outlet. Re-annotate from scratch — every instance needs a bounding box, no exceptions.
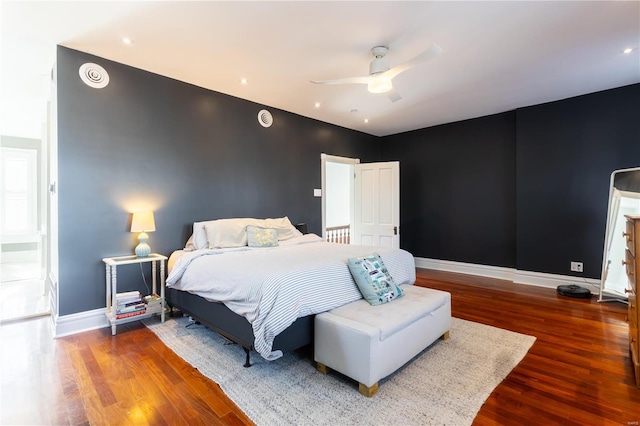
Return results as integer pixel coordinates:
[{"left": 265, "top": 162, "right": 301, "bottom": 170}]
[{"left": 570, "top": 261, "right": 583, "bottom": 272}]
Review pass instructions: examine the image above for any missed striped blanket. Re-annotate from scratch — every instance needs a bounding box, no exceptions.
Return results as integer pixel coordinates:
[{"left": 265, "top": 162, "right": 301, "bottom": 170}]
[{"left": 166, "top": 234, "right": 416, "bottom": 360}]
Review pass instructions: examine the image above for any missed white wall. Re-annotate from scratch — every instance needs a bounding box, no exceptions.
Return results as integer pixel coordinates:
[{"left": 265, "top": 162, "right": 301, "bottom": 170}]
[{"left": 0, "top": 34, "right": 54, "bottom": 139}]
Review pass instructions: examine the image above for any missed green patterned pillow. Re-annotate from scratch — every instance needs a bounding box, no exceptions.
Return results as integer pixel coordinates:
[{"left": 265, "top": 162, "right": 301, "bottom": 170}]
[
  {"left": 347, "top": 253, "right": 403, "bottom": 305},
  {"left": 246, "top": 225, "right": 279, "bottom": 248}
]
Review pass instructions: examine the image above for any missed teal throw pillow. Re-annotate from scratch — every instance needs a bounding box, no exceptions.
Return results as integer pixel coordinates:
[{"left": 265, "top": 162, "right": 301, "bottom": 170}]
[
  {"left": 347, "top": 253, "right": 403, "bottom": 305},
  {"left": 247, "top": 225, "right": 279, "bottom": 248}
]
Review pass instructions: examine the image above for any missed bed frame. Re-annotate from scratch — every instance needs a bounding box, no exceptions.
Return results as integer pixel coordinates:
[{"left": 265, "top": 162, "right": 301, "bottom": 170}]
[{"left": 166, "top": 223, "right": 313, "bottom": 367}]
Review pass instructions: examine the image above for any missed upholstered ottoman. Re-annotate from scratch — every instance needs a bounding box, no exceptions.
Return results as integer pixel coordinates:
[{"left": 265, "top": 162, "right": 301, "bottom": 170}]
[{"left": 314, "top": 285, "right": 452, "bottom": 397}]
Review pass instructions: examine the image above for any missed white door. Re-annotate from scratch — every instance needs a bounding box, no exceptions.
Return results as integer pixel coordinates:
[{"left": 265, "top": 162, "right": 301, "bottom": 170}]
[{"left": 353, "top": 161, "right": 400, "bottom": 248}]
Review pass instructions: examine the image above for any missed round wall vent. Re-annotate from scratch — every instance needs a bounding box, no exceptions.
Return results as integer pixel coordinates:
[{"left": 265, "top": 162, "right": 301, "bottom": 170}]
[
  {"left": 79, "top": 63, "right": 109, "bottom": 89},
  {"left": 257, "top": 109, "right": 273, "bottom": 128}
]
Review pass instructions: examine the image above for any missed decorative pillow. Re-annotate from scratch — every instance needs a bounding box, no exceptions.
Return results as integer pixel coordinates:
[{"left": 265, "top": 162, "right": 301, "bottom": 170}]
[
  {"left": 347, "top": 253, "right": 404, "bottom": 306},
  {"left": 246, "top": 226, "right": 279, "bottom": 248}
]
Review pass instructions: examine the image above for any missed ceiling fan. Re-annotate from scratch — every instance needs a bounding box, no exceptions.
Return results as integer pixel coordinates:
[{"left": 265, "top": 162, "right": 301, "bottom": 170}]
[{"left": 311, "top": 43, "right": 443, "bottom": 102}]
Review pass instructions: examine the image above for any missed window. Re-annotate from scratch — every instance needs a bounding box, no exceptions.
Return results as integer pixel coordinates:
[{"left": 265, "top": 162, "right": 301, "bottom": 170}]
[{"left": 1, "top": 147, "right": 38, "bottom": 240}]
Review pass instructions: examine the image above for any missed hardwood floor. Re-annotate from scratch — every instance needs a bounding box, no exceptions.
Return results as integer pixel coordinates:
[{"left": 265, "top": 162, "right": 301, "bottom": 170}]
[
  {"left": 417, "top": 269, "right": 639, "bottom": 425},
  {"left": 0, "top": 316, "right": 252, "bottom": 425},
  {"left": 1, "top": 269, "right": 638, "bottom": 425}
]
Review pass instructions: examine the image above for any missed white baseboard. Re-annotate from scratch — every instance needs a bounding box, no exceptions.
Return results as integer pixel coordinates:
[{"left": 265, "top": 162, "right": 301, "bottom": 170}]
[
  {"left": 415, "top": 257, "right": 516, "bottom": 281},
  {"left": 513, "top": 269, "right": 599, "bottom": 289},
  {"left": 414, "top": 257, "right": 600, "bottom": 290},
  {"left": 53, "top": 307, "right": 109, "bottom": 338}
]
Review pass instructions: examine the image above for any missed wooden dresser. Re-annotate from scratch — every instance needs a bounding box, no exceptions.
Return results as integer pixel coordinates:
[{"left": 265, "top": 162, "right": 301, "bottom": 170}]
[{"left": 623, "top": 215, "right": 640, "bottom": 387}]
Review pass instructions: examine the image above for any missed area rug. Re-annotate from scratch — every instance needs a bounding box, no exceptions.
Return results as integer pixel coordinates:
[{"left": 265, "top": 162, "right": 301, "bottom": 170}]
[{"left": 144, "top": 316, "right": 535, "bottom": 425}]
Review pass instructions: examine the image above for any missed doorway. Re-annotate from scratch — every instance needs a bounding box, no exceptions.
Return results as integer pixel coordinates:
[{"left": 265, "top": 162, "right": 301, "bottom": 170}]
[
  {"left": 321, "top": 154, "right": 358, "bottom": 243},
  {"left": 0, "top": 31, "right": 55, "bottom": 323},
  {"left": 0, "top": 138, "right": 49, "bottom": 322}
]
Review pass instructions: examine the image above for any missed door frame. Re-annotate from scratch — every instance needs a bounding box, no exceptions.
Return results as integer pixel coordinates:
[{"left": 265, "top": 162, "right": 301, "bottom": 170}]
[{"left": 320, "top": 153, "right": 359, "bottom": 241}]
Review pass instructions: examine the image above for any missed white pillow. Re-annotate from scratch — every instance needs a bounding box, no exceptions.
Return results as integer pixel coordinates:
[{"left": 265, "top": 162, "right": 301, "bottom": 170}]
[
  {"left": 184, "top": 235, "right": 196, "bottom": 251},
  {"left": 192, "top": 218, "right": 254, "bottom": 249},
  {"left": 192, "top": 220, "right": 215, "bottom": 250},
  {"left": 205, "top": 218, "right": 259, "bottom": 249},
  {"left": 263, "top": 216, "right": 303, "bottom": 241}
]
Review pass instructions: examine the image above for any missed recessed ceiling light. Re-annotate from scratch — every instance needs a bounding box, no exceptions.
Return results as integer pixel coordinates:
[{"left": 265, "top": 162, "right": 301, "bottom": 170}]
[
  {"left": 314, "top": 102, "right": 320, "bottom": 108},
  {"left": 240, "top": 78, "right": 248, "bottom": 85},
  {"left": 122, "top": 37, "right": 132, "bottom": 45},
  {"left": 623, "top": 47, "right": 634, "bottom": 54},
  {"left": 364, "top": 118, "right": 369, "bottom": 124}
]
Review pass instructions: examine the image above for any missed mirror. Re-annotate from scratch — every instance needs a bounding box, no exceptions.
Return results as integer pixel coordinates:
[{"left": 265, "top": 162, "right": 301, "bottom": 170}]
[{"left": 599, "top": 167, "right": 640, "bottom": 302}]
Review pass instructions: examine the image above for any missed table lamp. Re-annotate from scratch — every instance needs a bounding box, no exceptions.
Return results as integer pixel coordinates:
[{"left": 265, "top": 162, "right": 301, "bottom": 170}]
[{"left": 131, "top": 211, "right": 155, "bottom": 257}]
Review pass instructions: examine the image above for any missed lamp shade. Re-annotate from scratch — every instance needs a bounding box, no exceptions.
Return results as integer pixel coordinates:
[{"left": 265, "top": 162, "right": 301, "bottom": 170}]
[{"left": 131, "top": 211, "right": 156, "bottom": 233}]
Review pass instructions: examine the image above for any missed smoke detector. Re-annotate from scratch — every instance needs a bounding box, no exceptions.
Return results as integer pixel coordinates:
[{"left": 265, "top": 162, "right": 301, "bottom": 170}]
[
  {"left": 79, "top": 63, "right": 109, "bottom": 89},
  {"left": 257, "top": 109, "right": 273, "bottom": 127}
]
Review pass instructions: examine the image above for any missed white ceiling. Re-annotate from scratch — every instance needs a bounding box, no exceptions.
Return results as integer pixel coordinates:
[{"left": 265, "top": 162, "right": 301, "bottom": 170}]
[{"left": 1, "top": 1, "right": 639, "bottom": 139}]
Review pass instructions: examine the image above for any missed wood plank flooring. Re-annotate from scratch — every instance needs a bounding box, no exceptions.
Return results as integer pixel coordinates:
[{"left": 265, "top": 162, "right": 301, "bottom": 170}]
[
  {"left": 418, "top": 269, "right": 639, "bottom": 425},
  {"left": 1, "top": 269, "right": 638, "bottom": 425}
]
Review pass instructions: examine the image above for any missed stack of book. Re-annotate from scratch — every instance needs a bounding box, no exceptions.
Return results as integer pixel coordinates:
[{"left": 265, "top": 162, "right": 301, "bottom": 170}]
[
  {"left": 144, "top": 293, "right": 163, "bottom": 314},
  {"left": 115, "top": 291, "right": 146, "bottom": 319}
]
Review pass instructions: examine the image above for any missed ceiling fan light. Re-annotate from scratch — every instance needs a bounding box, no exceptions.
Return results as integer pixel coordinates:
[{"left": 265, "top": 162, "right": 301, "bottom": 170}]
[{"left": 368, "top": 76, "right": 392, "bottom": 94}]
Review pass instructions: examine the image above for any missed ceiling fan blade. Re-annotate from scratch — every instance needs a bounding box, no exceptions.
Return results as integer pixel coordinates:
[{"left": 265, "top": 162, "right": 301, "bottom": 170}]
[
  {"left": 383, "top": 43, "right": 443, "bottom": 80},
  {"left": 310, "top": 75, "right": 372, "bottom": 85},
  {"left": 387, "top": 87, "right": 402, "bottom": 102}
]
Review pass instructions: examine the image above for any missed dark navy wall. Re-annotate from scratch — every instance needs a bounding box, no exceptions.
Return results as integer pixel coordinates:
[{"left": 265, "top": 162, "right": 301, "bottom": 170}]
[
  {"left": 381, "top": 112, "right": 517, "bottom": 268},
  {"left": 56, "top": 46, "right": 379, "bottom": 316},
  {"left": 380, "top": 83, "right": 640, "bottom": 279},
  {"left": 515, "top": 84, "right": 640, "bottom": 278}
]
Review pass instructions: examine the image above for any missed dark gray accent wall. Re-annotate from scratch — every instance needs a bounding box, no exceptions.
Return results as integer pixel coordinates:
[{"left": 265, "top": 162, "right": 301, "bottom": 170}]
[
  {"left": 380, "top": 83, "right": 640, "bottom": 279},
  {"left": 380, "top": 112, "right": 517, "bottom": 268},
  {"left": 515, "top": 84, "right": 640, "bottom": 278},
  {"left": 56, "top": 46, "right": 379, "bottom": 316}
]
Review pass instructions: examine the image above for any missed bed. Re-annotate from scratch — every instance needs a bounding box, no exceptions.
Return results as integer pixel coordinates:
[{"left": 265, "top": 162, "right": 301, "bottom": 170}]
[{"left": 165, "top": 217, "right": 416, "bottom": 366}]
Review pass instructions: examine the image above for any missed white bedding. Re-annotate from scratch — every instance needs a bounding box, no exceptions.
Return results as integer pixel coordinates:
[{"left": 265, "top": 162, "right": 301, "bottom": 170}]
[{"left": 166, "top": 234, "right": 416, "bottom": 360}]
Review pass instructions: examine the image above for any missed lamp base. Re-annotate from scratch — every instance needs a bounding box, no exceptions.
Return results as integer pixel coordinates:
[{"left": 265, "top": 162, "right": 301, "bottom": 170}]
[{"left": 135, "top": 232, "right": 151, "bottom": 257}]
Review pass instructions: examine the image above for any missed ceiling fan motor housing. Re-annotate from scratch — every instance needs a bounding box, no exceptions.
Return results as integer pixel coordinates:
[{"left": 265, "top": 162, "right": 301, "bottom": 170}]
[{"left": 369, "top": 46, "right": 390, "bottom": 75}]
